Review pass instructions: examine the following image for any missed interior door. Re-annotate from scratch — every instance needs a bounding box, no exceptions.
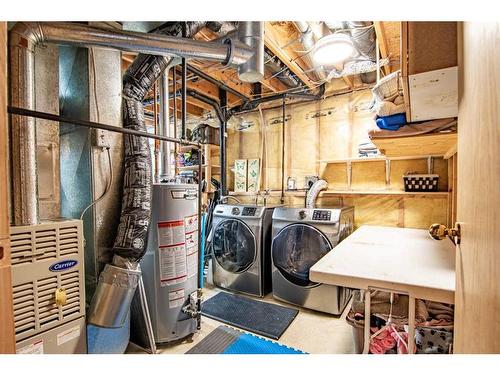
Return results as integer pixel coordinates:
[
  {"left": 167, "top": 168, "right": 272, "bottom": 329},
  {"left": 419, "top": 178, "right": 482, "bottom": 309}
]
[{"left": 454, "top": 22, "right": 500, "bottom": 353}]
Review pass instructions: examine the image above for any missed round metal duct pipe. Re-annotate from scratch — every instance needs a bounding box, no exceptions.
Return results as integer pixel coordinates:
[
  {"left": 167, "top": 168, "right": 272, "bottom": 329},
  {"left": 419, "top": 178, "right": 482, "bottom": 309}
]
[
  {"left": 237, "top": 21, "right": 264, "bottom": 83},
  {"left": 9, "top": 26, "right": 39, "bottom": 225}
]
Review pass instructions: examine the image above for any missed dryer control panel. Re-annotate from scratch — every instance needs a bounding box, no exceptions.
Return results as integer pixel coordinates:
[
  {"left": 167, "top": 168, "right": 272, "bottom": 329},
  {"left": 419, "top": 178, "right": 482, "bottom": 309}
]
[
  {"left": 242, "top": 207, "right": 257, "bottom": 216},
  {"left": 312, "top": 210, "right": 332, "bottom": 221}
]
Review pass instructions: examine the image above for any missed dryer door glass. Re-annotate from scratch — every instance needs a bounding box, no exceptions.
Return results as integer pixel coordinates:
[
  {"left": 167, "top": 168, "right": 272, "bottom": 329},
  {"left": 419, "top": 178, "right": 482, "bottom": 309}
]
[
  {"left": 272, "top": 224, "right": 332, "bottom": 287},
  {"left": 213, "top": 219, "right": 256, "bottom": 273}
]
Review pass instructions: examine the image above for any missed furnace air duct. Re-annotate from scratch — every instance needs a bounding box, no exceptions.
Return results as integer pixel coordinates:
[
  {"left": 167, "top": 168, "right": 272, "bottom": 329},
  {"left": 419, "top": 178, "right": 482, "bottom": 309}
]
[
  {"left": 237, "top": 22, "right": 264, "bottom": 83},
  {"left": 294, "top": 21, "right": 327, "bottom": 82},
  {"left": 8, "top": 21, "right": 261, "bottom": 227}
]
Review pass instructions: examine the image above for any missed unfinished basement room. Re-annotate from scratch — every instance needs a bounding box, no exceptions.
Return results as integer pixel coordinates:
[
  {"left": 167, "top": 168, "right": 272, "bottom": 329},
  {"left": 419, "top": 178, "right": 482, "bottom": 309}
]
[{"left": 1, "top": 1, "right": 500, "bottom": 372}]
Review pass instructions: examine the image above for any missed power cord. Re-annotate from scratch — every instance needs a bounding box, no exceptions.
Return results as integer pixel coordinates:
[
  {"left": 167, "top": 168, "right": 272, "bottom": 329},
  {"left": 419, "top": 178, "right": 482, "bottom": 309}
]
[
  {"left": 80, "top": 147, "right": 113, "bottom": 221},
  {"left": 79, "top": 48, "right": 113, "bottom": 221}
]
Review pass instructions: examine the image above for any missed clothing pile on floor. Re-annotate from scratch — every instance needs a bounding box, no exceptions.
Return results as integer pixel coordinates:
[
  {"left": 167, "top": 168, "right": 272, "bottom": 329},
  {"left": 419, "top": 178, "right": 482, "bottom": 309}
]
[{"left": 346, "top": 290, "right": 454, "bottom": 354}]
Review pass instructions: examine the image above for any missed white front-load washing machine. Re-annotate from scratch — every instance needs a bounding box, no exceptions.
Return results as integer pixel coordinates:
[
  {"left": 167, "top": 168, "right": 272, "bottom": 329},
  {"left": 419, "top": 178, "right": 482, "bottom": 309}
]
[
  {"left": 271, "top": 206, "right": 354, "bottom": 315},
  {"left": 210, "top": 204, "right": 277, "bottom": 297}
]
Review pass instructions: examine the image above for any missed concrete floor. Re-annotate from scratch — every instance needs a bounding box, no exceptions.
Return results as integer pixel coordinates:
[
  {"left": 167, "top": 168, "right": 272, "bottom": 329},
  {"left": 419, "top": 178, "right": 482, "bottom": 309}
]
[{"left": 127, "top": 284, "right": 355, "bottom": 354}]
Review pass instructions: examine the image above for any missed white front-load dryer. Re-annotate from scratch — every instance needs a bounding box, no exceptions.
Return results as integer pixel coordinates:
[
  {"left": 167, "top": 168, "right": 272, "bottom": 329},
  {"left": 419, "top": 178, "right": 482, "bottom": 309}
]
[
  {"left": 271, "top": 206, "right": 354, "bottom": 315},
  {"left": 210, "top": 204, "right": 277, "bottom": 297}
]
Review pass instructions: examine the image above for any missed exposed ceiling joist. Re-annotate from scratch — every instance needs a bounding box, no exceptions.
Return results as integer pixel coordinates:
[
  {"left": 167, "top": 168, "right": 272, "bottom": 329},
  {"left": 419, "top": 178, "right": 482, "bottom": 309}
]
[
  {"left": 342, "top": 76, "right": 354, "bottom": 89},
  {"left": 145, "top": 101, "right": 206, "bottom": 118},
  {"left": 264, "top": 22, "right": 316, "bottom": 90},
  {"left": 374, "top": 21, "right": 392, "bottom": 75}
]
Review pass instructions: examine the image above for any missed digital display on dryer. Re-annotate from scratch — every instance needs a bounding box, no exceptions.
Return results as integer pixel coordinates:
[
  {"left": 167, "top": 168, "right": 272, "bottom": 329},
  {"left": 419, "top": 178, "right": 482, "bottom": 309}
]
[
  {"left": 312, "top": 210, "right": 331, "bottom": 221},
  {"left": 242, "top": 207, "right": 257, "bottom": 216}
]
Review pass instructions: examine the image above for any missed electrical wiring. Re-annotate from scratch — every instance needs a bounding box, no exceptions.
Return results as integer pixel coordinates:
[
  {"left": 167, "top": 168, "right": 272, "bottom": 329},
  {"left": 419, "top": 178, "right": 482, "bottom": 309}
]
[
  {"left": 79, "top": 48, "right": 114, "bottom": 221},
  {"left": 80, "top": 147, "right": 114, "bottom": 221}
]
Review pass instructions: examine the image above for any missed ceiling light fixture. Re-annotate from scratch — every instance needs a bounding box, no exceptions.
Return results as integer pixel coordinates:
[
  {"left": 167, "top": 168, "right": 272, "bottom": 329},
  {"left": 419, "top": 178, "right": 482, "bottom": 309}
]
[{"left": 311, "top": 33, "right": 355, "bottom": 66}]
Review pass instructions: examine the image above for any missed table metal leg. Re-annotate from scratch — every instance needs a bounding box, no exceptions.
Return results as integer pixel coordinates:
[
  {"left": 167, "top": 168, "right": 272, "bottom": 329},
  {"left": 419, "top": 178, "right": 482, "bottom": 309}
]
[
  {"left": 363, "top": 289, "right": 371, "bottom": 354},
  {"left": 407, "top": 296, "right": 416, "bottom": 354}
]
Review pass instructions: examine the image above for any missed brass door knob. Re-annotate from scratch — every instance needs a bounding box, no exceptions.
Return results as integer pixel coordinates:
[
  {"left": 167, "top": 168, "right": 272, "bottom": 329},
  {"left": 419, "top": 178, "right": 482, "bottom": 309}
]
[{"left": 429, "top": 223, "right": 461, "bottom": 244}]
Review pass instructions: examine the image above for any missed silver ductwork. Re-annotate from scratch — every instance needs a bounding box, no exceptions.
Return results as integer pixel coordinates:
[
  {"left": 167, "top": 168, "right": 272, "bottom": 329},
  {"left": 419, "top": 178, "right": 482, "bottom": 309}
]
[
  {"left": 8, "top": 21, "right": 261, "bottom": 226},
  {"left": 9, "top": 26, "right": 38, "bottom": 225},
  {"left": 323, "top": 21, "right": 382, "bottom": 81},
  {"left": 294, "top": 21, "right": 327, "bottom": 82},
  {"left": 11, "top": 22, "right": 254, "bottom": 66},
  {"left": 158, "top": 68, "right": 172, "bottom": 182},
  {"left": 264, "top": 50, "right": 301, "bottom": 88},
  {"left": 343, "top": 21, "right": 376, "bottom": 60},
  {"left": 237, "top": 22, "right": 264, "bottom": 83}
]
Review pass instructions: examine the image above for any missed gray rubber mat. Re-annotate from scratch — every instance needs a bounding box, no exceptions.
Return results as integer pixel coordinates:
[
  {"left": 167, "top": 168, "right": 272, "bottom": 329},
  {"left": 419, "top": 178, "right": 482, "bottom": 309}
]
[
  {"left": 201, "top": 291, "right": 299, "bottom": 340},
  {"left": 186, "top": 326, "right": 305, "bottom": 354},
  {"left": 186, "top": 326, "right": 240, "bottom": 354}
]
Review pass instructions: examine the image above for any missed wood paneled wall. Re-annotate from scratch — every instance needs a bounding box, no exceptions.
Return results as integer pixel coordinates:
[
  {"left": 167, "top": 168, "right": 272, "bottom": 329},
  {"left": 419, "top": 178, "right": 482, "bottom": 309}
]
[
  {"left": 227, "top": 89, "right": 449, "bottom": 230},
  {"left": 0, "top": 21, "right": 16, "bottom": 354}
]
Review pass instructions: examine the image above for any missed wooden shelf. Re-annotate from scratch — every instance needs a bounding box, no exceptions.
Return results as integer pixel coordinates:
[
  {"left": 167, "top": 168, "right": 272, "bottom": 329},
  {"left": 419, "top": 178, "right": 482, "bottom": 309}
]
[
  {"left": 177, "top": 165, "right": 199, "bottom": 171},
  {"left": 229, "top": 190, "right": 449, "bottom": 198},
  {"left": 177, "top": 143, "right": 220, "bottom": 153},
  {"left": 289, "top": 190, "right": 449, "bottom": 197},
  {"left": 371, "top": 132, "right": 457, "bottom": 158}
]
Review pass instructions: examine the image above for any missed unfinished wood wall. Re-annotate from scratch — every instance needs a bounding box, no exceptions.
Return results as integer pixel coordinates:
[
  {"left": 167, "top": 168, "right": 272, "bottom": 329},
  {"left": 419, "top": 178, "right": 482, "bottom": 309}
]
[
  {"left": 0, "top": 21, "right": 16, "bottom": 354},
  {"left": 227, "top": 89, "right": 449, "bottom": 229}
]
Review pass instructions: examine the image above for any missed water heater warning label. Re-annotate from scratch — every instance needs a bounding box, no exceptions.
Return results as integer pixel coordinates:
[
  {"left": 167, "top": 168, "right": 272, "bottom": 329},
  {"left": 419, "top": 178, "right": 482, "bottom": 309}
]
[
  {"left": 168, "top": 288, "right": 185, "bottom": 308},
  {"left": 185, "top": 214, "right": 199, "bottom": 279},
  {"left": 158, "top": 220, "right": 185, "bottom": 247},
  {"left": 158, "top": 220, "right": 187, "bottom": 286},
  {"left": 184, "top": 214, "right": 198, "bottom": 233}
]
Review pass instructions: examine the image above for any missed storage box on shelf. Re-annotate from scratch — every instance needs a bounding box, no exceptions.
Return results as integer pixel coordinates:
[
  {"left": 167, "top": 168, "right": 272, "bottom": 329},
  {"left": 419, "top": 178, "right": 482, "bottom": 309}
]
[
  {"left": 401, "top": 22, "right": 458, "bottom": 122},
  {"left": 318, "top": 155, "right": 450, "bottom": 197}
]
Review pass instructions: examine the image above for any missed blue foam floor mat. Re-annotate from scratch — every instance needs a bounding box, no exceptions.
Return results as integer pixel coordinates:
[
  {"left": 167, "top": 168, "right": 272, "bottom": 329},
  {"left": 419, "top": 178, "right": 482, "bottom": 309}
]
[{"left": 186, "top": 325, "right": 306, "bottom": 354}]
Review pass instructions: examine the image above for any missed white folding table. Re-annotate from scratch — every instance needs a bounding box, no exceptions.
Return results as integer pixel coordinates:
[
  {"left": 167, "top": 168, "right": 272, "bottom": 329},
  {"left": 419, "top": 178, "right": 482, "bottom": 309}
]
[{"left": 310, "top": 225, "right": 455, "bottom": 354}]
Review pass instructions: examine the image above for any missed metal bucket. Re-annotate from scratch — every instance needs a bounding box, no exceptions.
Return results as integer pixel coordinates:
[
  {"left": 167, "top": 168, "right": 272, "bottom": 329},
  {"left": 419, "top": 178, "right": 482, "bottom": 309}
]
[{"left": 87, "top": 264, "right": 141, "bottom": 328}]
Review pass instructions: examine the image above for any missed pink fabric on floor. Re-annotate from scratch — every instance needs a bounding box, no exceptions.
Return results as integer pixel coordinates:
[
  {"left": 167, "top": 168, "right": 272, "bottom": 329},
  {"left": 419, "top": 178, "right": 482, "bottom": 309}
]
[
  {"left": 369, "top": 326, "right": 396, "bottom": 354},
  {"left": 390, "top": 330, "right": 416, "bottom": 354}
]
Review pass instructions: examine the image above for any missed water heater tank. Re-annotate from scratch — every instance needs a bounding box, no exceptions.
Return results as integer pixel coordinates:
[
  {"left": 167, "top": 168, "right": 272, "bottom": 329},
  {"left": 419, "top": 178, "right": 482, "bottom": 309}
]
[{"left": 140, "top": 183, "right": 199, "bottom": 343}]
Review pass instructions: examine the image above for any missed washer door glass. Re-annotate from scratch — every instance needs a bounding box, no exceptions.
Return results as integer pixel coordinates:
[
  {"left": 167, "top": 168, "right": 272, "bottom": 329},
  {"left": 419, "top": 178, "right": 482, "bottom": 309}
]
[
  {"left": 213, "top": 219, "right": 256, "bottom": 273},
  {"left": 272, "top": 224, "right": 332, "bottom": 287}
]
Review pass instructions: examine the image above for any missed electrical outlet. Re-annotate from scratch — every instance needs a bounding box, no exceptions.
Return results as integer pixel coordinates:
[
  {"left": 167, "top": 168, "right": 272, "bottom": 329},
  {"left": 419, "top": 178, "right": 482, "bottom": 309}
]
[{"left": 93, "top": 129, "right": 110, "bottom": 148}]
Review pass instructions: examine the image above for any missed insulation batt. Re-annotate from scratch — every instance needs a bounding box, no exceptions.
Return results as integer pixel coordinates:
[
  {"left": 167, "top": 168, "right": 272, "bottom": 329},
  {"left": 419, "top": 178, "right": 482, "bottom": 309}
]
[{"left": 113, "top": 22, "right": 228, "bottom": 265}]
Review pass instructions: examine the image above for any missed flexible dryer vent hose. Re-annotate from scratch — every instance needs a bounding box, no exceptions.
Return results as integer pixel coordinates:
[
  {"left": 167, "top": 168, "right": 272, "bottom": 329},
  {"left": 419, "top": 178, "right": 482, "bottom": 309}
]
[{"left": 306, "top": 179, "right": 328, "bottom": 209}]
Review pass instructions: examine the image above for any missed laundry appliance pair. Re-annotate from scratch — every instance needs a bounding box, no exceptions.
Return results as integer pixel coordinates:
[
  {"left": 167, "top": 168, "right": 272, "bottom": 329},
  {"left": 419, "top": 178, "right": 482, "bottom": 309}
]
[{"left": 210, "top": 204, "right": 354, "bottom": 315}]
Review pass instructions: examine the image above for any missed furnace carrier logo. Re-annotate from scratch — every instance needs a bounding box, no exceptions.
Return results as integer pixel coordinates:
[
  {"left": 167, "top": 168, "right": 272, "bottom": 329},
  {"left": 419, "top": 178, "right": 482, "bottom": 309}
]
[{"left": 49, "top": 260, "right": 78, "bottom": 272}]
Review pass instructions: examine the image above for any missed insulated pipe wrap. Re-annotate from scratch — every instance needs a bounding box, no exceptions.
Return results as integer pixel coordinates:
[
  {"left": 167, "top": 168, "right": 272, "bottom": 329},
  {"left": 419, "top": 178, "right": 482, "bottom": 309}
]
[{"left": 115, "top": 21, "right": 225, "bottom": 262}]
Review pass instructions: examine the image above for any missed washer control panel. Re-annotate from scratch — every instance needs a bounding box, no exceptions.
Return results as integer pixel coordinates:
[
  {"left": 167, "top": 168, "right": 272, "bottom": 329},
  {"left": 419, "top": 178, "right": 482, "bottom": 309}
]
[
  {"left": 312, "top": 210, "right": 331, "bottom": 221},
  {"left": 231, "top": 207, "right": 241, "bottom": 215},
  {"left": 242, "top": 207, "right": 257, "bottom": 216}
]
